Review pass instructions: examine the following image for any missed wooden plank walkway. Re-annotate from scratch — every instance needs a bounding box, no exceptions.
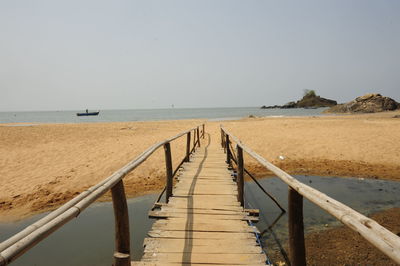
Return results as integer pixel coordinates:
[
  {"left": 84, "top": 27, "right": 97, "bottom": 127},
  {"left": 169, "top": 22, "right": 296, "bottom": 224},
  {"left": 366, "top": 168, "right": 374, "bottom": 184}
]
[{"left": 133, "top": 137, "right": 267, "bottom": 265}]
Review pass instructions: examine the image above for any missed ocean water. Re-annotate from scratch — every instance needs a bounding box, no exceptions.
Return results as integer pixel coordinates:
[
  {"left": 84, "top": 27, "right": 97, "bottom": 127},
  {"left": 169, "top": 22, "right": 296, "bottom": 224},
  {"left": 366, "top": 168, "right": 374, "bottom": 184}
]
[{"left": 0, "top": 107, "right": 328, "bottom": 124}]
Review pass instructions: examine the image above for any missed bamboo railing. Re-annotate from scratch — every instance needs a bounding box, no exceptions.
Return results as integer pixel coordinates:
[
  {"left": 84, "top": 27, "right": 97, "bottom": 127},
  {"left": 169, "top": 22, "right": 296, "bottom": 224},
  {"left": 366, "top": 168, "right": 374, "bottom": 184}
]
[
  {"left": 0, "top": 124, "right": 205, "bottom": 266},
  {"left": 221, "top": 126, "right": 400, "bottom": 265}
]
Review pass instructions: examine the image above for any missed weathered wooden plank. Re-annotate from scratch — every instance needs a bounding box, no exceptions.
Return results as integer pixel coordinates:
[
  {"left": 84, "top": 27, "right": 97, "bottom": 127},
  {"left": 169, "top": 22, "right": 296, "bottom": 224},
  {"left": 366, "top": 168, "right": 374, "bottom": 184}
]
[
  {"left": 174, "top": 181, "right": 236, "bottom": 186},
  {"left": 176, "top": 181, "right": 236, "bottom": 186},
  {"left": 168, "top": 196, "right": 240, "bottom": 207},
  {"left": 132, "top": 262, "right": 264, "bottom": 266},
  {"left": 143, "top": 238, "right": 257, "bottom": 247},
  {"left": 173, "top": 186, "right": 237, "bottom": 194},
  {"left": 174, "top": 184, "right": 237, "bottom": 190},
  {"left": 147, "top": 230, "right": 256, "bottom": 240},
  {"left": 173, "top": 189, "right": 237, "bottom": 196},
  {"left": 164, "top": 202, "right": 242, "bottom": 209},
  {"left": 148, "top": 211, "right": 258, "bottom": 222},
  {"left": 140, "top": 252, "right": 267, "bottom": 264},
  {"left": 179, "top": 169, "right": 231, "bottom": 174},
  {"left": 142, "top": 238, "right": 261, "bottom": 254},
  {"left": 177, "top": 178, "right": 234, "bottom": 183},
  {"left": 155, "top": 207, "right": 245, "bottom": 215},
  {"left": 169, "top": 195, "right": 238, "bottom": 201},
  {"left": 177, "top": 176, "right": 234, "bottom": 181},
  {"left": 151, "top": 221, "right": 257, "bottom": 233}
]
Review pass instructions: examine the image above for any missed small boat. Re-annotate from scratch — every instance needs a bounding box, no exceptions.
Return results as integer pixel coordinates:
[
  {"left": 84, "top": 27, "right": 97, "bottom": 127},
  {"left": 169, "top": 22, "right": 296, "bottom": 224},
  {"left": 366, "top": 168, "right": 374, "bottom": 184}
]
[{"left": 76, "top": 110, "right": 100, "bottom": 116}]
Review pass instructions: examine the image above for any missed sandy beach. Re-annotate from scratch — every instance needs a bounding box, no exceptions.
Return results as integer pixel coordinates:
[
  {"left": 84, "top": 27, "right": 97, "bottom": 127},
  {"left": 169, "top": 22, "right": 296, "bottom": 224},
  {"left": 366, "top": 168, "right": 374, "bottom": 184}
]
[{"left": 1, "top": 111, "right": 400, "bottom": 222}]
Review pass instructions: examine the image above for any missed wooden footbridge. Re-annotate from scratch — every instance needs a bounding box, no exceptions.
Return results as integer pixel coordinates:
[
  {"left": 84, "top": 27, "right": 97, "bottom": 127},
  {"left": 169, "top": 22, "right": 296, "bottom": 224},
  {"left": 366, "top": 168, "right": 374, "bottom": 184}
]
[
  {"left": 1, "top": 124, "right": 399, "bottom": 266},
  {"left": 136, "top": 136, "right": 267, "bottom": 265}
]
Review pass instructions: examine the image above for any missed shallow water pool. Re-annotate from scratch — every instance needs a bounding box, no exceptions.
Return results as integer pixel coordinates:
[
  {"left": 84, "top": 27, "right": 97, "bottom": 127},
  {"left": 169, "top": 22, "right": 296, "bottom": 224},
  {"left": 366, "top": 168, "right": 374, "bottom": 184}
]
[
  {"left": 0, "top": 176, "right": 399, "bottom": 265},
  {"left": 245, "top": 175, "right": 400, "bottom": 263},
  {"left": 0, "top": 194, "right": 158, "bottom": 266}
]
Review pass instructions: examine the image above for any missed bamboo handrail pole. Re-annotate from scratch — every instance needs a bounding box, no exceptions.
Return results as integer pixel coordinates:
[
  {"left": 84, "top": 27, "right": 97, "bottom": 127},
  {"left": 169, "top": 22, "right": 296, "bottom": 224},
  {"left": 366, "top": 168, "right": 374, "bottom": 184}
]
[
  {"left": 0, "top": 125, "right": 203, "bottom": 263},
  {"left": 221, "top": 127, "right": 400, "bottom": 263},
  {"left": 0, "top": 206, "right": 79, "bottom": 266}
]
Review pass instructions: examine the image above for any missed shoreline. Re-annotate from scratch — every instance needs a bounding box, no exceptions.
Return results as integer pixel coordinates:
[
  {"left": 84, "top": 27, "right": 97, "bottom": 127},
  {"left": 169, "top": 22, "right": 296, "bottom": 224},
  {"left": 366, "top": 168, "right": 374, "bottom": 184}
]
[{"left": 0, "top": 111, "right": 399, "bottom": 222}]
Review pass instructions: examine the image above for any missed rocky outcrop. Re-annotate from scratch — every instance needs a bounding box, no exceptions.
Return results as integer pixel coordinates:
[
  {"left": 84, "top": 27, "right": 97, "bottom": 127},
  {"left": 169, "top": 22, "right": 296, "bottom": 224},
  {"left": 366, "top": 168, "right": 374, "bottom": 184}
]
[
  {"left": 295, "top": 93, "right": 337, "bottom": 108},
  {"left": 261, "top": 92, "right": 337, "bottom": 109},
  {"left": 325, "top": 94, "right": 400, "bottom": 113}
]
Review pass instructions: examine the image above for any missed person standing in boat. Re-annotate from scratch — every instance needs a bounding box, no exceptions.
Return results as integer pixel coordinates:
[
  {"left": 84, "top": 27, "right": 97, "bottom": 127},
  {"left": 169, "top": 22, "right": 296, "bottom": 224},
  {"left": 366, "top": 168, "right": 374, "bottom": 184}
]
[{"left": 86, "top": 109, "right": 88, "bottom": 114}]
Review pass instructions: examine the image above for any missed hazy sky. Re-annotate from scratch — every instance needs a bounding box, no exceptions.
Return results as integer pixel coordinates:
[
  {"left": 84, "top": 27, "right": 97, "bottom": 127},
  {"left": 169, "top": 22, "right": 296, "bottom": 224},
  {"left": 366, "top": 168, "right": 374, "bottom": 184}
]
[{"left": 1, "top": 0, "right": 399, "bottom": 111}]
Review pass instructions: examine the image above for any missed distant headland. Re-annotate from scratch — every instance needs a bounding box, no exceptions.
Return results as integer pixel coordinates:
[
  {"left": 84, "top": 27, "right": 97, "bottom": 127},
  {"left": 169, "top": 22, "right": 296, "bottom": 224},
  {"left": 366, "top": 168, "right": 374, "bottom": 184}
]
[
  {"left": 261, "top": 91, "right": 400, "bottom": 114},
  {"left": 261, "top": 90, "right": 337, "bottom": 109}
]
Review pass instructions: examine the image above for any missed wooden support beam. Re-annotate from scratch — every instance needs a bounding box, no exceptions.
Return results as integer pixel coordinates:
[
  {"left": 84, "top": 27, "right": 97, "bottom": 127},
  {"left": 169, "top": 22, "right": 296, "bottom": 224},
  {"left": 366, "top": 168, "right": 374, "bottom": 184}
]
[
  {"left": 164, "top": 143, "right": 173, "bottom": 203},
  {"left": 197, "top": 127, "right": 201, "bottom": 147},
  {"left": 221, "top": 129, "right": 224, "bottom": 149},
  {"left": 202, "top": 124, "right": 205, "bottom": 139},
  {"left": 193, "top": 128, "right": 196, "bottom": 150},
  {"left": 237, "top": 146, "right": 244, "bottom": 207},
  {"left": 113, "top": 252, "right": 130, "bottom": 266},
  {"left": 186, "top": 132, "right": 191, "bottom": 162},
  {"left": 111, "top": 180, "right": 131, "bottom": 266},
  {"left": 225, "top": 135, "right": 231, "bottom": 165},
  {"left": 288, "top": 187, "right": 306, "bottom": 266}
]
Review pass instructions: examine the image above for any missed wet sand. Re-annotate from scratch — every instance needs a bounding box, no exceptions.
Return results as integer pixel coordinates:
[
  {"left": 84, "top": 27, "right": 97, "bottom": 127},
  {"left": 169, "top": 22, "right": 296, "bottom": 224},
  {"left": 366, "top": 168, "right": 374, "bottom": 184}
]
[{"left": 0, "top": 111, "right": 399, "bottom": 221}]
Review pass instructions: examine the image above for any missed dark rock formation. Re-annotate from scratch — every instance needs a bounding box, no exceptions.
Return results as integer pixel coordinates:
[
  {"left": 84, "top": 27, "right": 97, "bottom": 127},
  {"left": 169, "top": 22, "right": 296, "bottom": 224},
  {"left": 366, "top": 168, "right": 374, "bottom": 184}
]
[
  {"left": 261, "top": 92, "right": 337, "bottom": 109},
  {"left": 281, "top": 101, "right": 297, "bottom": 109},
  {"left": 325, "top": 94, "right": 400, "bottom": 113},
  {"left": 295, "top": 93, "right": 337, "bottom": 108}
]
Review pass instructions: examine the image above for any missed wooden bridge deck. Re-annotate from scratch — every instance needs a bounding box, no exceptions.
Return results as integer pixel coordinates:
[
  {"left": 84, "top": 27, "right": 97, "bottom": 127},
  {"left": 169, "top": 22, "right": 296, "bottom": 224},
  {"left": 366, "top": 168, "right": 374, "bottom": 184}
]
[{"left": 133, "top": 138, "right": 267, "bottom": 265}]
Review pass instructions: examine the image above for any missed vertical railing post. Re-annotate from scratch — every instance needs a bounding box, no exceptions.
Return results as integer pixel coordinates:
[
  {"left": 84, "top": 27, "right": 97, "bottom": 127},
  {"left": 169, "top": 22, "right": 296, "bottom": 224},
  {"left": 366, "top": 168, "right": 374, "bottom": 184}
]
[
  {"left": 185, "top": 132, "right": 191, "bottom": 162},
  {"left": 193, "top": 129, "right": 196, "bottom": 151},
  {"left": 202, "top": 124, "right": 205, "bottom": 139},
  {"left": 221, "top": 129, "right": 224, "bottom": 149},
  {"left": 288, "top": 187, "right": 306, "bottom": 266},
  {"left": 196, "top": 127, "right": 200, "bottom": 147},
  {"left": 111, "top": 180, "right": 131, "bottom": 266},
  {"left": 225, "top": 135, "right": 231, "bottom": 165},
  {"left": 164, "top": 142, "right": 173, "bottom": 203},
  {"left": 237, "top": 145, "right": 244, "bottom": 206}
]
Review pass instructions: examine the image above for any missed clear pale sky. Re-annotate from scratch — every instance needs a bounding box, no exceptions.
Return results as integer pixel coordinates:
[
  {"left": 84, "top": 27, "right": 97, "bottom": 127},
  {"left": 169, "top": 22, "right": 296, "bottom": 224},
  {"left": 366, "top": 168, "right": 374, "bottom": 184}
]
[{"left": 1, "top": 0, "right": 399, "bottom": 111}]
